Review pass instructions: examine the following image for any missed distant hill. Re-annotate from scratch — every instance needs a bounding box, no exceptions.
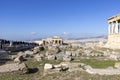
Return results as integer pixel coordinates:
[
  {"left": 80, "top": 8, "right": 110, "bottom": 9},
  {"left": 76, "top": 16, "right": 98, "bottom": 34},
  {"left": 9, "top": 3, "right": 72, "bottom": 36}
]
[
  {"left": 67, "top": 35, "right": 107, "bottom": 40},
  {"left": 31, "top": 35, "right": 108, "bottom": 42}
]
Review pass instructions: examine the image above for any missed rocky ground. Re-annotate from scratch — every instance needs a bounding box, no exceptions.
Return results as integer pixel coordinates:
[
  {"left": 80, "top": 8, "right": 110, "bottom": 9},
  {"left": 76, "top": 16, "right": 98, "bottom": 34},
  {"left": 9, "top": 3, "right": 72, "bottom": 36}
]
[
  {"left": 1, "top": 42, "right": 120, "bottom": 80},
  {"left": 0, "top": 59, "right": 120, "bottom": 80}
]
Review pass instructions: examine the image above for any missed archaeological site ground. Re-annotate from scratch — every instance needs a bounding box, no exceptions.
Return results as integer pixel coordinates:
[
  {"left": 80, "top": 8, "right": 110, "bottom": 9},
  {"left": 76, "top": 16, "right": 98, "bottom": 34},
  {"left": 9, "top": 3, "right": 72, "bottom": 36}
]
[{"left": 1, "top": 0, "right": 120, "bottom": 80}]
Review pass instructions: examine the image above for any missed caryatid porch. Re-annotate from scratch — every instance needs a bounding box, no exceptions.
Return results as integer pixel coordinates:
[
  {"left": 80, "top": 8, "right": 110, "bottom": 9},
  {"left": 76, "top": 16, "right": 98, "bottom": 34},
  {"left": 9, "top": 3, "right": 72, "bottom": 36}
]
[
  {"left": 108, "top": 15, "right": 120, "bottom": 34},
  {"left": 106, "top": 14, "right": 120, "bottom": 49}
]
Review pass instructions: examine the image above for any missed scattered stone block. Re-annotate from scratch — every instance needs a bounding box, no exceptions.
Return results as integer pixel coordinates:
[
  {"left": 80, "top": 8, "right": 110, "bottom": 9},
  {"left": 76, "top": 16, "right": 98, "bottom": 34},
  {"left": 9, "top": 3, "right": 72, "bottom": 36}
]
[
  {"left": 44, "top": 63, "right": 53, "bottom": 70},
  {"left": 54, "top": 64, "right": 62, "bottom": 68},
  {"left": 66, "top": 51, "right": 72, "bottom": 56},
  {"left": 24, "top": 50, "right": 34, "bottom": 56},
  {"left": 33, "top": 46, "right": 43, "bottom": 53},
  {"left": 55, "top": 53, "right": 64, "bottom": 60},
  {"left": 63, "top": 55, "right": 72, "bottom": 61},
  {"left": 34, "top": 54, "right": 42, "bottom": 61},
  {"left": 0, "top": 63, "right": 28, "bottom": 74},
  {"left": 115, "top": 62, "right": 120, "bottom": 69},
  {"left": 14, "top": 55, "right": 24, "bottom": 63},
  {"left": 47, "top": 55, "right": 56, "bottom": 60}
]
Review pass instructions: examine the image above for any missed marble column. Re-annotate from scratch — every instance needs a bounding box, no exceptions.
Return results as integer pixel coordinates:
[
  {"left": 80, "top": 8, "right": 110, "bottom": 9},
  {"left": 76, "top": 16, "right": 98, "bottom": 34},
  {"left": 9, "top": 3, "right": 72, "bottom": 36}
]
[
  {"left": 115, "top": 21, "right": 119, "bottom": 33},
  {"left": 60, "top": 40, "right": 62, "bottom": 45},
  {"left": 108, "top": 23, "right": 111, "bottom": 34},
  {"left": 57, "top": 40, "right": 59, "bottom": 45},
  {"left": 111, "top": 22, "right": 114, "bottom": 34}
]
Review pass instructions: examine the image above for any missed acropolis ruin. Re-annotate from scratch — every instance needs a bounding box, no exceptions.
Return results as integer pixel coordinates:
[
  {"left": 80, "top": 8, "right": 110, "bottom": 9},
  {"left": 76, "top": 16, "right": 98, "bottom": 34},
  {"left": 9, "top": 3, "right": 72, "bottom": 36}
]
[
  {"left": 34, "top": 36, "right": 63, "bottom": 46},
  {"left": 106, "top": 14, "right": 120, "bottom": 49},
  {"left": 42, "top": 36, "right": 63, "bottom": 46}
]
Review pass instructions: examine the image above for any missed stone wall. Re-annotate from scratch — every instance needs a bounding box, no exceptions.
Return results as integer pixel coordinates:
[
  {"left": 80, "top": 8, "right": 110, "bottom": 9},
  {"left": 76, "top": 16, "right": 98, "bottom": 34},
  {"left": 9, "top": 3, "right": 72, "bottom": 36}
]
[{"left": 105, "top": 34, "right": 120, "bottom": 49}]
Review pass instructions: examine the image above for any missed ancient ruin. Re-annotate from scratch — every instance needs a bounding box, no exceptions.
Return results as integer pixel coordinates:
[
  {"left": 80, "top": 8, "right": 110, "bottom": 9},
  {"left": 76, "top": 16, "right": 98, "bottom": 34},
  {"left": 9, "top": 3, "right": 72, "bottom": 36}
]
[
  {"left": 42, "top": 36, "right": 63, "bottom": 46},
  {"left": 105, "top": 14, "right": 120, "bottom": 49}
]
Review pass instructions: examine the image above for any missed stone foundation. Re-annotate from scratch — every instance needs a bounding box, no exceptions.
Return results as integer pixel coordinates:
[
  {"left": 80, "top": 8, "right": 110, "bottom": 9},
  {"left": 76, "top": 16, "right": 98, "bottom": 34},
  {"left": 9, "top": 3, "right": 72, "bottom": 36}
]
[{"left": 105, "top": 34, "right": 120, "bottom": 49}]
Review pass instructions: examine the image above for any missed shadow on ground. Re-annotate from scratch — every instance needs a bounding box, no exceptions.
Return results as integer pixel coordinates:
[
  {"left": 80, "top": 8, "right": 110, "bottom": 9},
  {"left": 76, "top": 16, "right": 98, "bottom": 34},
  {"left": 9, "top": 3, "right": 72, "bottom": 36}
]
[{"left": 28, "top": 68, "right": 39, "bottom": 74}]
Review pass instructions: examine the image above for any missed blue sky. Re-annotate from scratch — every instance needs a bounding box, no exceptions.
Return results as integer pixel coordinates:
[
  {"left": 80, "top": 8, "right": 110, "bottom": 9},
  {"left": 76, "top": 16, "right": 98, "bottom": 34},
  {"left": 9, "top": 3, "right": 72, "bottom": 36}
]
[{"left": 0, "top": 0, "right": 120, "bottom": 40}]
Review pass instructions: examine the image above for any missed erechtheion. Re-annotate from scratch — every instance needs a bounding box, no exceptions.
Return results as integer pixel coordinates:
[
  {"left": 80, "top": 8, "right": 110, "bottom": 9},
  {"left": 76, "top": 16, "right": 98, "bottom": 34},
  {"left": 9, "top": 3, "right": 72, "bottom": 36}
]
[{"left": 105, "top": 14, "right": 120, "bottom": 49}]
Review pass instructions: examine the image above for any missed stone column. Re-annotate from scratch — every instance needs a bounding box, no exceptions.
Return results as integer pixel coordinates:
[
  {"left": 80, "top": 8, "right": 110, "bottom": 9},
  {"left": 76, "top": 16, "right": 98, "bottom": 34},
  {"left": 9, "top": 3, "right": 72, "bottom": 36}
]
[
  {"left": 57, "top": 40, "right": 59, "bottom": 45},
  {"left": 115, "top": 21, "right": 119, "bottom": 33},
  {"left": 60, "top": 40, "right": 62, "bottom": 45},
  {"left": 108, "top": 23, "right": 111, "bottom": 34},
  {"left": 111, "top": 22, "right": 114, "bottom": 34}
]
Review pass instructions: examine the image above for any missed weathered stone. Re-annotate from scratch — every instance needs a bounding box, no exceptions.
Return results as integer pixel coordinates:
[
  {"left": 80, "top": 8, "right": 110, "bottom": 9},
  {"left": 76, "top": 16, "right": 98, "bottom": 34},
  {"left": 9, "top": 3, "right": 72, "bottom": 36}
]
[
  {"left": 47, "top": 55, "right": 56, "bottom": 60},
  {"left": 97, "top": 41, "right": 105, "bottom": 47},
  {"left": 71, "top": 51, "right": 76, "bottom": 57},
  {"left": 54, "top": 64, "right": 62, "bottom": 68},
  {"left": 48, "top": 46, "right": 61, "bottom": 53},
  {"left": 115, "top": 62, "right": 120, "bottom": 69},
  {"left": 55, "top": 53, "right": 64, "bottom": 60},
  {"left": 45, "top": 51, "right": 53, "bottom": 57},
  {"left": 83, "top": 65, "right": 92, "bottom": 70},
  {"left": 55, "top": 47, "right": 61, "bottom": 53},
  {"left": 33, "top": 46, "right": 44, "bottom": 53},
  {"left": 76, "top": 51, "right": 81, "bottom": 56},
  {"left": 14, "top": 55, "right": 24, "bottom": 63},
  {"left": 43, "top": 62, "right": 70, "bottom": 75},
  {"left": 71, "top": 51, "right": 80, "bottom": 57},
  {"left": 60, "top": 62, "right": 69, "bottom": 71},
  {"left": 103, "top": 51, "right": 110, "bottom": 57},
  {"left": 59, "top": 45, "right": 70, "bottom": 50},
  {"left": 66, "top": 51, "right": 72, "bottom": 56},
  {"left": 84, "top": 49, "right": 92, "bottom": 54},
  {"left": 44, "top": 63, "right": 53, "bottom": 70},
  {"left": 63, "top": 55, "right": 72, "bottom": 61},
  {"left": 0, "top": 63, "right": 28, "bottom": 73},
  {"left": 17, "top": 51, "right": 28, "bottom": 58},
  {"left": 61, "top": 66, "right": 69, "bottom": 71},
  {"left": 24, "top": 50, "right": 34, "bottom": 56},
  {"left": 71, "top": 43, "right": 81, "bottom": 48},
  {"left": 53, "top": 68, "right": 62, "bottom": 71},
  {"left": 109, "top": 54, "right": 120, "bottom": 60},
  {"left": 34, "top": 54, "right": 42, "bottom": 61},
  {"left": 17, "top": 52, "right": 24, "bottom": 56}
]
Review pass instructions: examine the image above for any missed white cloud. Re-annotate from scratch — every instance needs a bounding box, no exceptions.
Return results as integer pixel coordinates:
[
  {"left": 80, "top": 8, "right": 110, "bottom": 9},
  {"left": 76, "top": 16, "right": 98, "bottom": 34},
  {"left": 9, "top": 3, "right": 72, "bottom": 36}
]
[{"left": 63, "top": 32, "right": 69, "bottom": 35}]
